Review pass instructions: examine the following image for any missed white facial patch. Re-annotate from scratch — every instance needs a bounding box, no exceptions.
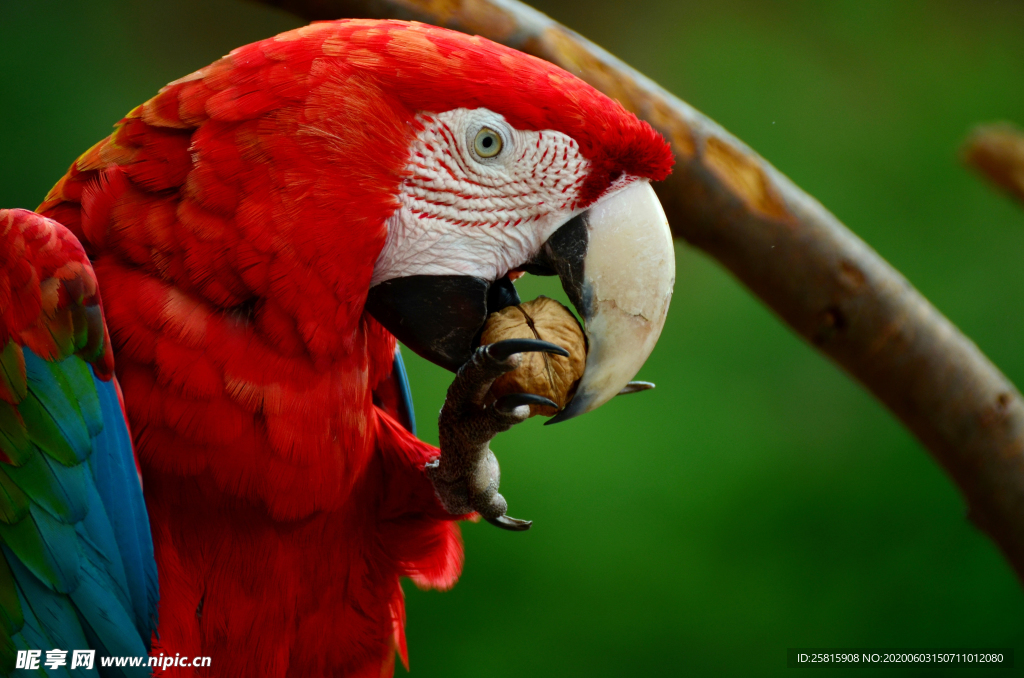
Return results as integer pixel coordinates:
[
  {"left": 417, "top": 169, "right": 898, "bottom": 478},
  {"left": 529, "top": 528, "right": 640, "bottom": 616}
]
[{"left": 371, "top": 108, "right": 590, "bottom": 286}]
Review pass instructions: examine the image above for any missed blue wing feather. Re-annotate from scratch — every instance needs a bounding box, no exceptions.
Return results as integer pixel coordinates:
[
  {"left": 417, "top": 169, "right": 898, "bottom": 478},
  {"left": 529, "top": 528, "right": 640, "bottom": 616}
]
[
  {"left": 2, "top": 350, "right": 157, "bottom": 676},
  {"left": 6, "top": 550, "right": 88, "bottom": 666},
  {"left": 393, "top": 347, "right": 417, "bottom": 435},
  {"left": 6, "top": 454, "right": 89, "bottom": 525},
  {"left": 8, "top": 572, "right": 70, "bottom": 677},
  {"left": 21, "top": 357, "right": 90, "bottom": 467},
  {"left": 88, "top": 377, "right": 157, "bottom": 643},
  {"left": 0, "top": 509, "right": 80, "bottom": 596}
]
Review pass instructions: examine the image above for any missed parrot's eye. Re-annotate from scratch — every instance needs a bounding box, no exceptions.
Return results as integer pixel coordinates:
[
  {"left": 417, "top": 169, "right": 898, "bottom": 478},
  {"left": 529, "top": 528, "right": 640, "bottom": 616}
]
[{"left": 473, "top": 127, "right": 504, "bottom": 159}]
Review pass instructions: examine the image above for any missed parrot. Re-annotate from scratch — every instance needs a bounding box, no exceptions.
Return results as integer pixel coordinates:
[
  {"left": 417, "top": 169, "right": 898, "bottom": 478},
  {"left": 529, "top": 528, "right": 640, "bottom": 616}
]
[{"left": 2, "top": 17, "right": 675, "bottom": 677}]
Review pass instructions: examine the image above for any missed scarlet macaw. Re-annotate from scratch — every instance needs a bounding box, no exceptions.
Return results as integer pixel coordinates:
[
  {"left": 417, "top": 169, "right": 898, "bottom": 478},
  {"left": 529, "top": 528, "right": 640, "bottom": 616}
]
[{"left": 2, "top": 18, "right": 675, "bottom": 677}]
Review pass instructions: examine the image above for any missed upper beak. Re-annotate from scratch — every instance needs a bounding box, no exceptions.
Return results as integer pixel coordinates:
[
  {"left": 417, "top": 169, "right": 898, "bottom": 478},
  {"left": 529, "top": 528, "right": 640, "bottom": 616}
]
[
  {"left": 365, "top": 180, "right": 674, "bottom": 419},
  {"left": 533, "top": 181, "right": 675, "bottom": 423}
]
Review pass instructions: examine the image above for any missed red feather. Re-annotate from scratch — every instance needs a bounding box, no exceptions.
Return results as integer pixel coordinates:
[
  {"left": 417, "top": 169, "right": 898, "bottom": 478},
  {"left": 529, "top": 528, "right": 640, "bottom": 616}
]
[{"left": 0, "top": 209, "right": 114, "bottom": 381}]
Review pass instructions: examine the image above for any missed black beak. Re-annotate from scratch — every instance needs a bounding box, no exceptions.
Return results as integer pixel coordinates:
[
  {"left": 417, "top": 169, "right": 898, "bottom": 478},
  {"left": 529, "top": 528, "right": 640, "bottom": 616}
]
[{"left": 365, "top": 274, "right": 521, "bottom": 372}]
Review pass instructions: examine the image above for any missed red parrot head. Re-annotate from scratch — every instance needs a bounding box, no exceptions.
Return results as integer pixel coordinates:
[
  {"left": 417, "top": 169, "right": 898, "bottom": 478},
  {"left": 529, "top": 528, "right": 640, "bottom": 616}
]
[{"left": 310, "top": 20, "right": 679, "bottom": 420}]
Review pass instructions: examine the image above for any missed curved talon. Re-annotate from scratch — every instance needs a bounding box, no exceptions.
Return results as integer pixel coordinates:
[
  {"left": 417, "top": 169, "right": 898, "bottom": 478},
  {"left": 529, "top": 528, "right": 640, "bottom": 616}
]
[
  {"left": 486, "top": 338, "right": 569, "bottom": 361},
  {"left": 494, "top": 393, "right": 558, "bottom": 413},
  {"left": 486, "top": 515, "right": 533, "bottom": 531},
  {"left": 617, "top": 381, "right": 655, "bottom": 396}
]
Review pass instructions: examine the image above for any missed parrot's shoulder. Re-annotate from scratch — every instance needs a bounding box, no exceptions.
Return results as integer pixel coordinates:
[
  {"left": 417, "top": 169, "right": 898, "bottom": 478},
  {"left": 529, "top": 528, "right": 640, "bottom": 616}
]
[
  {"left": 0, "top": 209, "right": 158, "bottom": 674},
  {"left": 0, "top": 209, "right": 112, "bottom": 378}
]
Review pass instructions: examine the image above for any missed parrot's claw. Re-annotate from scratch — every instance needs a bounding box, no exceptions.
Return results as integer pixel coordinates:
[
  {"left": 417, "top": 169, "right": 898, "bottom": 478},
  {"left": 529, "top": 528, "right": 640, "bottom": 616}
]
[
  {"left": 486, "top": 338, "right": 569, "bottom": 361},
  {"left": 486, "top": 515, "right": 533, "bottom": 531},
  {"left": 427, "top": 339, "right": 566, "bottom": 531},
  {"left": 494, "top": 392, "right": 558, "bottom": 413},
  {"left": 617, "top": 381, "right": 655, "bottom": 396}
]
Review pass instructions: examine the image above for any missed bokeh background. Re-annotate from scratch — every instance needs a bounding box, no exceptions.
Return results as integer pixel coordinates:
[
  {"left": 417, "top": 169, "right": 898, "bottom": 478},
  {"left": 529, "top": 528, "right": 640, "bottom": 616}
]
[{"left": 3, "top": 0, "right": 1024, "bottom": 675}]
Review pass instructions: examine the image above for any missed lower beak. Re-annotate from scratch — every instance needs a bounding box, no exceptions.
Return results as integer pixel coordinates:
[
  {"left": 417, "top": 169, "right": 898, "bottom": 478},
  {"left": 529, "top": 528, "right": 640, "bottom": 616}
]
[
  {"left": 365, "top": 180, "right": 674, "bottom": 419},
  {"left": 535, "top": 181, "right": 675, "bottom": 423},
  {"left": 365, "top": 273, "right": 522, "bottom": 373}
]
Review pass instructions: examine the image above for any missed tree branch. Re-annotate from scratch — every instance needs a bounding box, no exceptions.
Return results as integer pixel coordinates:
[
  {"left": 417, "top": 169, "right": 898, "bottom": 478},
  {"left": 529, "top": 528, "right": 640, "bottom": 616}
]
[
  {"left": 254, "top": 0, "right": 1024, "bottom": 583},
  {"left": 963, "top": 123, "right": 1024, "bottom": 207}
]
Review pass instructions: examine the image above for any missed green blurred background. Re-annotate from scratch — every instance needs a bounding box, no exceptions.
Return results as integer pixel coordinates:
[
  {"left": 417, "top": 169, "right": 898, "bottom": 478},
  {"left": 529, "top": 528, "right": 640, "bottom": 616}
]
[{"left": 3, "top": 0, "right": 1023, "bottom": 675}]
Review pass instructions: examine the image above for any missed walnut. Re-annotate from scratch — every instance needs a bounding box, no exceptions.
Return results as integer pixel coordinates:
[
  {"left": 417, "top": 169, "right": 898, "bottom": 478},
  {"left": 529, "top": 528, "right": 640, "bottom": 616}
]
[{"left": 479, "top": 296, "right": 587, "bottom": 417}]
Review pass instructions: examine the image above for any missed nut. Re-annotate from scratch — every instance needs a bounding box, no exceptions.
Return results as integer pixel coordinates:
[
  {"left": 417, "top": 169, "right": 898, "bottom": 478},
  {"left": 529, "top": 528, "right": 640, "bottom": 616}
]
[{"left": 480, "top": 296, "right": 587, "bottom": 417}]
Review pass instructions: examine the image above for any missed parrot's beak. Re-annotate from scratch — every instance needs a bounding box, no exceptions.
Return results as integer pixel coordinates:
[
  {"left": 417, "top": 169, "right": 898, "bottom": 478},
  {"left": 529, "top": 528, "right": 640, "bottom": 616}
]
[
  {"left": 530, "top": 180, "right": 675, "bottom": 423},
  {"left": 365, "top": 180, "right": 674, "bottom": 417}
]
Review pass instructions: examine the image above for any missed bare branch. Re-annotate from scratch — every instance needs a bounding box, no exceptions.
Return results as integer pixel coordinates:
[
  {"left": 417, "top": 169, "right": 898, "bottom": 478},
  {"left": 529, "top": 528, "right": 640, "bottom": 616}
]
[
  {"left": 963, "top": 123, "right": 1024, "bottom": 207},
  {"left": 253, "top": 0, "right": 1024, "bottom": 582}
]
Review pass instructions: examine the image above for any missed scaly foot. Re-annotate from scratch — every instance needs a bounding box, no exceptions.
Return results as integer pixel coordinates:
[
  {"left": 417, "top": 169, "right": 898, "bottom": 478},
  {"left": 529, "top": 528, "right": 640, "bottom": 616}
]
[{"left": 426, "top": 339, "right": 569, "bottom": 531}]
